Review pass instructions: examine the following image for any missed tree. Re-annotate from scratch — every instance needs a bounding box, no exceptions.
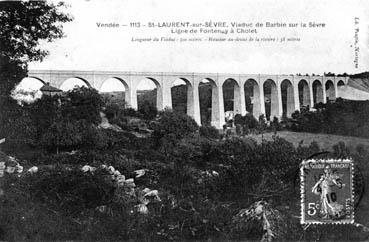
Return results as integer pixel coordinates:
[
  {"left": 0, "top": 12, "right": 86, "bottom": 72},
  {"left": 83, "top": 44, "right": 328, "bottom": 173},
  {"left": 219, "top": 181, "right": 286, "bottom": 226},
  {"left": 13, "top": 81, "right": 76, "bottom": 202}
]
[
  {"left": 0, "top": 100, "right": 37, "bottom": 149},
  {"left": 40, "top": 118, "right": 108, "bottom": 154},
  {"left": 0, "top": 1, "right": 72, "bottom": 95},
  {"left": 62, "top": 86, "right": 104, "bottom": 125},
  {"left": 0, "top": 1, "right": 72, "bottom": 148},
  {"left": 270, "top": 116, "right": 281, "bottom": 132},
  {"left": 4, "top": 85, "right": 106, "bottom": 153},
  {"left": 233, "top": 113, "right": 258, "bottom": 134},
  {"left": 40, "top": 120, "right": 82, "bottom": 154},
  {"left": 0, "top": 56, "right": 26, "bottom": 97},
  {"left": 28, "top": 94, "right": 61, "bottom": 140},
  {"left": 152, "top": 109, "right": 199, "bottom": 148},
  {"left": 245, "top": 113, "right": 258, "bottom": 130}
]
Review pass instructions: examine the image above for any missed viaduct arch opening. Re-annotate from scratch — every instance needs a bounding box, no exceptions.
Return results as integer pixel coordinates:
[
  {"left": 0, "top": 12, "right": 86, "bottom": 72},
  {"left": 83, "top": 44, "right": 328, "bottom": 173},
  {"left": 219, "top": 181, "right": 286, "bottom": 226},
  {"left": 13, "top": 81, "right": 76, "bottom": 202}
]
[
  {"left": 59, "top": 77, "right": 91, "bottom": 91},
  {"left": 136, "top": 77, "right": 160, "bottom": 112},
  {"left": 244, "top": 79, "right": 260, "bottom": 119},
  {"left": 170, "top": 78, "right": 191, "bottom": 115},
  {"left": 337, "top": 80, "right": 345, "bottom": 87},
  {"left": 263, "top": 79, "right": 278, "bottom": 120},
  {"left": 281, "top": 79, "right": 295, "bottom": 117},
  {"left": 325, "top": 80, "right": 335, "bottom": 101},
  {"left": 198, "top": 78, "right": 217, "bottom": 126},
  {"left": 17, "top": 77, "right": 46, "bottom": 91},
  {"left": 223, "top": 78, "right": 241, "bottom": 121},
  {"left": 337, "top": 80, "right": 345, "bottom": 99},
  {"left": 99, "top": 77, "right": 128, "bottom": 107},
  {"left": 312, "top": 80, "right": 324, "bottom": 105},
  {"left": 298, "top": 79, "right": 310, "bottom": 108}
]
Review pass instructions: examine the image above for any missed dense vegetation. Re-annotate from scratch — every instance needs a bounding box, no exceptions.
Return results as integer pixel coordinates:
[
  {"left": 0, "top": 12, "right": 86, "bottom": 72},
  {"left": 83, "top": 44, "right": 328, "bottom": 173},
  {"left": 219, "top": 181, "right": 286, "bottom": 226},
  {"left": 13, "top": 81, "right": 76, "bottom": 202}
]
[
  {"left": 1, "top": 87, "right": 105, "bottom": 154},
  {"left": 1, "top": 88, "right": 369, "bottom": 241},
  {"left": 289, "top": 98, "right": 369, "bottom": 138}
]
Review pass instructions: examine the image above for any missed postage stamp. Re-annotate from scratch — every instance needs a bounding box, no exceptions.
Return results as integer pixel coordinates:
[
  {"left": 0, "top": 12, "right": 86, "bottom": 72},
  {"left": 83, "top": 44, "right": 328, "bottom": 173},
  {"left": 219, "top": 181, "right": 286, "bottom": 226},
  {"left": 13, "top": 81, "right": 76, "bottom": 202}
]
[{"left": 300, "top": 159, "right": 354, "bottom": 224}]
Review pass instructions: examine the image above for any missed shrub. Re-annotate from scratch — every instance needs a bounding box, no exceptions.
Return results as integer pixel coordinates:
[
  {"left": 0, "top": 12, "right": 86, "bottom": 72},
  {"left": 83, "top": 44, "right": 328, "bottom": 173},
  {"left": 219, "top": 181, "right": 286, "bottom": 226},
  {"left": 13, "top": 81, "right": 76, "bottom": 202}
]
[
  {"left": 104, "top": 102, "right": 120, "bottom": 120},
  {"left": 257, "top": 114, "right": 267, "bottom": 133},
  {"left": 233, "top": 113, "right": 258, "bottom": 134},
  {"left": 211, "top": 136, "right": 301, "bottom": 203},
  {"left": 199, "top": 125, "right": 220, "bottom": 139},
  {"left": 0, "top": 162, "right": 162, "bottom": 241},
  {"left": 40, "top": 120, "right": 83, "bottom": 153},
  {"left": 40, "top": 120, "right": 108, "bottom": 153},
  {"left": 271, "top": 116, "right": 282, "bottom": 132},
  {"left": 105, "top": 103, "right": 143, "bottom": 123},
  {"left": 26, "top": 166, "right": 116, "bottom": 215},
  {"left": 152, "top": 109, "right": 199, "bottom": 146},
  {"left": 235, "top": 124, "right": 242, "bottom": 135},
  {"left": 138, "top": 100, "right": 157, "bottom": 120},
  {"left": 244, "top": 113, "right": 258, "bottom": 130},
  {"left": 1, "top": 106, "right": 37, "bottom": 149},
  {"left": 123, "top": 107, "right": 142, "bottom": 117}
]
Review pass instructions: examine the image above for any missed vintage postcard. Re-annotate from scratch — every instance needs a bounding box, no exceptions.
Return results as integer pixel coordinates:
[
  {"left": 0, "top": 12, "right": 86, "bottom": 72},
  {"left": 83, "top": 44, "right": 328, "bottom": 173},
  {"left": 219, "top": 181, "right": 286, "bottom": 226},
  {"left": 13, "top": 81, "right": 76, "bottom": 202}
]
[{"left": 1, "top": 0, "right": 369, "bottom": 241}]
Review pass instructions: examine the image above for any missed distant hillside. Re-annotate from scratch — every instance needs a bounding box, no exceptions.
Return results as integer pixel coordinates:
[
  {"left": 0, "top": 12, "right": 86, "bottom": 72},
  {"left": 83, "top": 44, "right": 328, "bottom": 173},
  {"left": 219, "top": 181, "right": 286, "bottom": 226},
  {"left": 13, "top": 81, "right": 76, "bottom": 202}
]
[
  {"left": 338, "top": 85, "right": 369, "bottom": 100},
  {"left": 347, "top": 77, "right": 369, "bottom": 93},
  {"left": 342, "top": 72, "right": 369, "bottom": 100},
  {"left": 350, "top": 71, "right": 369, "bottom": 79}
]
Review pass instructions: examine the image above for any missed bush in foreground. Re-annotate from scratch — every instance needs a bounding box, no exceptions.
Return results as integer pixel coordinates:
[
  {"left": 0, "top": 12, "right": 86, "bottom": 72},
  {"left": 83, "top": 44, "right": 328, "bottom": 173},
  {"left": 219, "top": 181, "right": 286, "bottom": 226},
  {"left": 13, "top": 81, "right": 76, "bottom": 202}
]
[{"left": 151, "top": 109, "right": 199, "bottom": 149}]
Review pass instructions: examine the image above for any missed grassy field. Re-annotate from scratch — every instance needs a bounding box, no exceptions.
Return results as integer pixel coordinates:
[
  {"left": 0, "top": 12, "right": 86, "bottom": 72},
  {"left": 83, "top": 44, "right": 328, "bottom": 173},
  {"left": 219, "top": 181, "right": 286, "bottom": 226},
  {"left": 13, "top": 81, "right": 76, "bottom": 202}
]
[{"left": 249, "top": 131, "right": 369, "bottom": 151}]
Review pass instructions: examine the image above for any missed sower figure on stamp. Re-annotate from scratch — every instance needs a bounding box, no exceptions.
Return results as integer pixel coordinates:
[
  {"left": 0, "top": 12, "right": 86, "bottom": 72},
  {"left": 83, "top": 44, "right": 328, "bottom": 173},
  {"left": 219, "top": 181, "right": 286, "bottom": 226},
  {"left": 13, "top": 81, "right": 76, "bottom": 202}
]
[{"left": 312, "top": 164, "right": 345, "bottom": 219}]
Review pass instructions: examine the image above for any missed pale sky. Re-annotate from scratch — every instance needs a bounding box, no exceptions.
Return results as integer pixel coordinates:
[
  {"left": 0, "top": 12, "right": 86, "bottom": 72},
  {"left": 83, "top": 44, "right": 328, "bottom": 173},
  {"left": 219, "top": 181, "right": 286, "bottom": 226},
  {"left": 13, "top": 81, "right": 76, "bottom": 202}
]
[{"left": 24, "top": 0, "right": 369, "bottom": 90}]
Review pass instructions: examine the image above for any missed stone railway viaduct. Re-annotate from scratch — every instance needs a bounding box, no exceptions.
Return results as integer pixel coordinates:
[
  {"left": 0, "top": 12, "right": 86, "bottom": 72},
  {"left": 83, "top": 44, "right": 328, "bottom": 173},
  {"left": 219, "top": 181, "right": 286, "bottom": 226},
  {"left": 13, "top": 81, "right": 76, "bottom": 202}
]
[{"left": 27, "top": 70, "right": 348, "bottom": 129}]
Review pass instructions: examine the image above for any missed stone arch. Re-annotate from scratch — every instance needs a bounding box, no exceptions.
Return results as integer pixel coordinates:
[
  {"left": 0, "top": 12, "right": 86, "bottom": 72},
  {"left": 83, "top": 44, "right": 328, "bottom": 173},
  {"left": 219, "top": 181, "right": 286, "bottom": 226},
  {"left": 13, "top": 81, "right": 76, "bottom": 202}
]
[
  {"left": 298, "top": 79, "right": 310, "bottom": 108},
  {"left": 100, "top": 77, "right": 129, "bottom": 92},
  {"left": 244, "top": 79, "right": 260, "bottom": 118},
  {"left": 59, "top": 77, "right": 91, "bottom": 91},
  {"left": 136, "top": 77, "right": 161, "bottom": 111},
  {"left": 263, "top": 79, "right": 278, "bottom": 120},
  {"left": 325, "top": 80, "right": 335, "bottom": 101},
  {"left": 99, "top": 77, "right": 130, "bottom": 107},
  {"left": 25, "top": 76, "right": 46, "bottom": 85},
  {"left": 18, "top": 77, "right": 46, "bottom": 91},
  {"left": 280, "top": 79, "right": 295, "bottom": 117},
  {"left": 336, "top": 80, "right": 345, "bottom": 99},
  {"left": 337, "top": 80, "right": 345, "bottom": 86},
  {"left": 312, "top": 79, "right": 324, "bottom": 105},
  {"left": 170, "top": 78, "right": 192, "bottom": 115},
  {"left": 198, "top": 78, "right": 218, "bottom": 126},
  {"left": 222, "top": 78, "right": 241, "bottom": 120}
]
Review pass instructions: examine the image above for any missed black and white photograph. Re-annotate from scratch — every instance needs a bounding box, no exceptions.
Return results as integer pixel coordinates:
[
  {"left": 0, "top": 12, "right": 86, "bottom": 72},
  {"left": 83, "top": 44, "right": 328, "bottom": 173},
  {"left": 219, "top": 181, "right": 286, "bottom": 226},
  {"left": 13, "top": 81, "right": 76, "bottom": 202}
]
[{"left": 1, "top": 0, "right": 369, "bottom": 241}]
